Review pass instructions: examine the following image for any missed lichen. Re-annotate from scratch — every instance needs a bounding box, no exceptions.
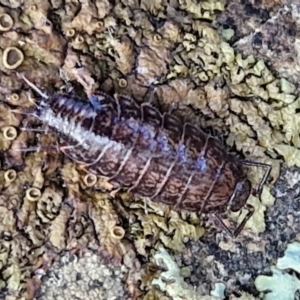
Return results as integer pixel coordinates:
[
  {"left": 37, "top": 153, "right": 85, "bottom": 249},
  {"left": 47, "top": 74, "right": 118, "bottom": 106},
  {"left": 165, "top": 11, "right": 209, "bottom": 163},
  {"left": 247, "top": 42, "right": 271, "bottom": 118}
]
[
  {"left": 115, "top": 194, "right": 204, "bottom": 255},
  {"left": 36, "top": 252, "right": 130, "bottom": 300},
  {"left": 255, "top": 267, "right": 300, "bottom": 300},
  {"left": 2, "top": 47, "right": 24, "bottom": 70},
  {"left": 210, "top": 283, "right": 226, "bottom": 299},
  {"left": 277, "top": 242, "right": 300, "bottom": 272},
  {"left": 0, "top": 0, "right": 299, "bottom": 299},
  {"left": 150, "top": 247, "right": 222, "bottom": 300},
  {"left": 0, "top": 13, "right": 14, "bottom": 32},
  {"left": 255, "top": 242, "right": 300, "bottom": 300}
]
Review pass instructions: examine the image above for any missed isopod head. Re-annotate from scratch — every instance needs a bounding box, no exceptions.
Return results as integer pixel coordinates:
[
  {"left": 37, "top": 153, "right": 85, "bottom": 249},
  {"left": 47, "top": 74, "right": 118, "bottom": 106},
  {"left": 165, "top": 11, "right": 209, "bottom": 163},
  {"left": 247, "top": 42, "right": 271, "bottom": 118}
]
[{"left": 229, "top": 179, "right": 252, "bottom": 212}]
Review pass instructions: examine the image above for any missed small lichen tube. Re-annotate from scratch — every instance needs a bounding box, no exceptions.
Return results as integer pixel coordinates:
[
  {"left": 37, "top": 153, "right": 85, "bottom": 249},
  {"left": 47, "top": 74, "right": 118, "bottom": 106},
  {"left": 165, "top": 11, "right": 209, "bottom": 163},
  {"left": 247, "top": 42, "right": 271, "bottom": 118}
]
[
  {"left": 2, "top": 126, "right": 17, "bottom": 141},
  {"left": 111, "top": 226, "right": 125, "bottom": 240},
  {"left": 25, "top": 187, "right": 42, "bottom": 202},
  {"left": 0, "top": 13, "right": 14, "bottom": 31},
  {"left": 2, "top": 47, "right": 24, "bottom": 69}
]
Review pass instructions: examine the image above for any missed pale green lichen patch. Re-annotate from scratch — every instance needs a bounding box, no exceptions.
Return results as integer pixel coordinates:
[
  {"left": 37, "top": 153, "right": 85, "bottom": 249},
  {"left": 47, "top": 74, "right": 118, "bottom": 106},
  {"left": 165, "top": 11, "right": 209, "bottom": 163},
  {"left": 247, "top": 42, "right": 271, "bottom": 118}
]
[
  {"left": 151, "top": 247, "right": 222, "bottom": 300},
  {"left": 277, "top": 242, "right": 300, "bottom": 273},
  {"left": 255, "top": 266, "right": 300, "bottom": 300},
  {"left": 210, "top": 283, "right": 226, "bottom": 299},
  {"left": 255, "top": 242, "right": 300, "bottom": 300}
]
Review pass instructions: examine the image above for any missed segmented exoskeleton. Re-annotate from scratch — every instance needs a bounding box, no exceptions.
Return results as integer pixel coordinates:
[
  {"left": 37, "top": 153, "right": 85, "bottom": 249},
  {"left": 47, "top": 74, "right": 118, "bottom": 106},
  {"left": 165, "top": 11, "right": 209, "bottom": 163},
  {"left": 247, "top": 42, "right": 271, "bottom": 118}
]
[{"left": 17, "top": 73, "right": 271, "bottom": 237}]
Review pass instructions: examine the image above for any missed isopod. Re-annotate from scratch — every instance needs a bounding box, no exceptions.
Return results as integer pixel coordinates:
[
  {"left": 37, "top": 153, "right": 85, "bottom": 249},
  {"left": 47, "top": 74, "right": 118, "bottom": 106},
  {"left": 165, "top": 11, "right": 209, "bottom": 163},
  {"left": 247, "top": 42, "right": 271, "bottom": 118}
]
[{"left": 15, "top": 73, "right": 271, "bottom": 237}]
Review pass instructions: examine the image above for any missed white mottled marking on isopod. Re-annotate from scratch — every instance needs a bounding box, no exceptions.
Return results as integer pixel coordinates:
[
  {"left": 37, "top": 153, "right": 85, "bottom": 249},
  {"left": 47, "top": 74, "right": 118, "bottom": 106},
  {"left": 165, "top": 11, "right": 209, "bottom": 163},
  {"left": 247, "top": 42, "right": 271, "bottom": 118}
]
[{"left": 40, "top": 106, "right": 124, "bottom": 153}]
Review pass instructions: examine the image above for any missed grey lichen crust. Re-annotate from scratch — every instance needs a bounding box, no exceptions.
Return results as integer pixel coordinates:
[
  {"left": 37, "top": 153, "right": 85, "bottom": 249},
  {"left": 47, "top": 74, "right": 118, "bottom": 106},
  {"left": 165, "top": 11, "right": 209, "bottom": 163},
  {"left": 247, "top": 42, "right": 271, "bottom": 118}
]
[
  {"left": 36, "top": 252, "right": 129, "bottom": 300},
  {"left": 0, "top": 0, "right": 300, "bottom": 299}
]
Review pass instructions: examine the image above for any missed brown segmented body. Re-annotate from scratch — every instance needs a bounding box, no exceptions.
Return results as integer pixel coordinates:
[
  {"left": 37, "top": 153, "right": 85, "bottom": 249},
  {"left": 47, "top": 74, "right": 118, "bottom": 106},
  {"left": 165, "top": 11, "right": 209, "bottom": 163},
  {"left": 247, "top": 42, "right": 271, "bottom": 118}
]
[
  {"left": 33, "top": 90, "right": 254, "bottom": 216},
  {"left": 14, "top": 73, "right": 272, "bottom": 237}
]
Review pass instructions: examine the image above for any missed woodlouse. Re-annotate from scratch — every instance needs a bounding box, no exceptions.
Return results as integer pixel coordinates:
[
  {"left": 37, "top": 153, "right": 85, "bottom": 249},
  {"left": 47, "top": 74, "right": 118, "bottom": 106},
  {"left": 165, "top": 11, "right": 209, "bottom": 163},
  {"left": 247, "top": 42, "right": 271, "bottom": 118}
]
[{"left": 15, "top": 73, "right": 271, "bottom": 237}]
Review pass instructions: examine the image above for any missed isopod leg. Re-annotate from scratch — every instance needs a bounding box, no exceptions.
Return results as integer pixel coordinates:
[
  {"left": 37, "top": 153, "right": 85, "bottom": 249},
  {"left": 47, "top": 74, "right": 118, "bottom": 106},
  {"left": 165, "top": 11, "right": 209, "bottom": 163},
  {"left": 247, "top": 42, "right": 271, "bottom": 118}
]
[
  {"left": 17, "top": 72, "right": 49, "bottom": 99},
  {"left": 241, "top": 160, "right": 271, "bottom": 195},
  {"left": 144, "top": 85, "right": 158, "bottom": 103},
  {"left": 210, "top": 213, "right": 232, "bottom": 236},
  {"left": 13, "top": 142, "right": 59, "bottom": 154},
  {"left": 167, "top": 102, "right": 180, "bottom": 114},
  {"left": 20, "top": 127, "right": 47, "bottom": 133},
  {"left": 233, "top": 203, "right": 255, "bottom": 237},
  {"left": 213, "top": 204, "right": 255, "bottom": 238}
]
